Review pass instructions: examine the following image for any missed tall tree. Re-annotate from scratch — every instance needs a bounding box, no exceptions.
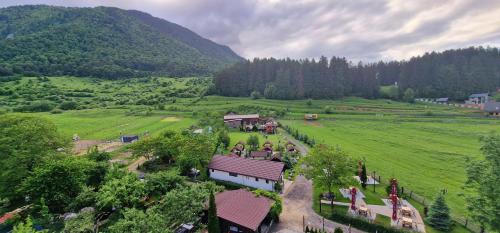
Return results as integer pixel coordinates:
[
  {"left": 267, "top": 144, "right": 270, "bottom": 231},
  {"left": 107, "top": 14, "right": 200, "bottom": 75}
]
[
  {"left": 426, "top": 193, "right": 452, "bottom": 231},
  {"left": 207, "top": 191, "right": 220, "bottom": 233},
  {"left": 463, "top": 135, "right": 500, "bottom": 231},
  {"left": 0, "top": 115, "right": 67, "bottom": 201},
  {"left": 21, "top": 157, "right": 95, "bottom": 213},
  {"left": 300, "top": 145, "right": 355, "bottom": 196},
  {"left": 360, "top": 162, "right": 368, "bottom": 189}
]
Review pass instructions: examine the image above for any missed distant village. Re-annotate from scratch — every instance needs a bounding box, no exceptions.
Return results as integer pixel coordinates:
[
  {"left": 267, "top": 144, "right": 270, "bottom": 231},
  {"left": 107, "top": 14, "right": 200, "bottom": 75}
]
[{"left": 417, "top": 91, "right": 500, "bottom": 117}]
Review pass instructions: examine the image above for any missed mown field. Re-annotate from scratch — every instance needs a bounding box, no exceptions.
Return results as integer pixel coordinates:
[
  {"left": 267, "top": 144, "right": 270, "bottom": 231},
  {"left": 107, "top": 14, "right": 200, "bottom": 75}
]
[{"left": 1, "top": 76, "right": 498, "bottom": 220}]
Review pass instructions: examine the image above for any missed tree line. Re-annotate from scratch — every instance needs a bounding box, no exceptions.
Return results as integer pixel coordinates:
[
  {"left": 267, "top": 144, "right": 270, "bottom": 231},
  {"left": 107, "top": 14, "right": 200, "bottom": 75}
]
[{"left": 215, "top": 47, "right": 500, "bottom": 100}]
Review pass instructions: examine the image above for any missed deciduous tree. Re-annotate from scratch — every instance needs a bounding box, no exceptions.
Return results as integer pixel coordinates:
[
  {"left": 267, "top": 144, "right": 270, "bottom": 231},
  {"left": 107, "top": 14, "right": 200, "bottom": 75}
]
[{"left": 463, "top": 135, "right": 500, "bottom": 231}]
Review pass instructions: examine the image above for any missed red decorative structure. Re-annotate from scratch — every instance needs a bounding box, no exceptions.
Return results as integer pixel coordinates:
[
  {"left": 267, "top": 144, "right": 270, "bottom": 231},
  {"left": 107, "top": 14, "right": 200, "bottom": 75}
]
[
  {"left": 390, "top": 178, "right": 398, "bottom": 221},
  {"left": 351, "top": 187, "right": 357, "bottom": 210}
]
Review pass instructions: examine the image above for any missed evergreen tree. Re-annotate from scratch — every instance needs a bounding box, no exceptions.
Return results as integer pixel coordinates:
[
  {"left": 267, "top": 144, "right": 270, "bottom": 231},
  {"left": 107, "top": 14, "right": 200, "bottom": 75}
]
[
  {"left": 360, "top": 163, "right": 368, "bottom": 189},
  {"left": 207, "top": 191, "right": 220, "bottom": 233},
  {"left": 426, "top": 193, "right": 452, "bottom": 231}
]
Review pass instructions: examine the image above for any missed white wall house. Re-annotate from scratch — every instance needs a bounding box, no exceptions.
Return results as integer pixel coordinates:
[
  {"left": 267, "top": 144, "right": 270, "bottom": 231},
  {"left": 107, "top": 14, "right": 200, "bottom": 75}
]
[
  {"left": 209, "top": 169, "right": 279, "bottom": 191},
  {"left": 208, "top": 155, "right": 285, "bottom": 192}
]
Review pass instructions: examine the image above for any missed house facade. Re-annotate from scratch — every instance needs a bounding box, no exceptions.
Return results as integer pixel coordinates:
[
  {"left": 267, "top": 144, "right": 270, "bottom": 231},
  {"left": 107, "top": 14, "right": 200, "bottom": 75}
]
[
  {"left": 466, "top": 93, "right": 489, "bottom": 105},
  {"left": 208, "top": 155, "right": 284, "bottom": 192}
]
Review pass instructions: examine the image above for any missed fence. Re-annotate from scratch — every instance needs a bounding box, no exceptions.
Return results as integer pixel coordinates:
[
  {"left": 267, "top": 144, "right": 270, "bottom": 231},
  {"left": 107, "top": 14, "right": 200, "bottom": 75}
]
[{"left": 370, "top": 172, "right": 484, "bottom": 233}]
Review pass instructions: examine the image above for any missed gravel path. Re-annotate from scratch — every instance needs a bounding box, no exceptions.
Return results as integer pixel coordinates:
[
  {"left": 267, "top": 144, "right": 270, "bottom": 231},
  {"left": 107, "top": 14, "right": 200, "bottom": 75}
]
[{"left": 272, "top": 176, "right": 365, "bottom": 233}]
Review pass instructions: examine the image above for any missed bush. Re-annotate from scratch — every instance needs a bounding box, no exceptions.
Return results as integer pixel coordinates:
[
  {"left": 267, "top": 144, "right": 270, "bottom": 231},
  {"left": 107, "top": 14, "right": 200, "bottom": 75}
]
[
  {"left": 14, "top": 101, "right": 55, "bottom": 112},
  {"left": 324, "top": 105, "right": 334, "bottom": 114},
  {"left": 250, "top": 91, "right": 262, "bottom": 99},
  {"left": 50, "top": 108, "right": 63, "bottom": 114},
  {"left": 306, "top": 98, "right": 313, "bottom": 106},
  {"left": 334, "top": 228, "right": 343, "bottom": 233}
]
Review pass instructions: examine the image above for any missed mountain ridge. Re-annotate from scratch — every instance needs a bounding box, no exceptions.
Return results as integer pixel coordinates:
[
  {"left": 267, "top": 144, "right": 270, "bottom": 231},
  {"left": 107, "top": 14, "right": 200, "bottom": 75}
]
[{"left": 0, "top": 5, "right": 244, "bottom": 78}]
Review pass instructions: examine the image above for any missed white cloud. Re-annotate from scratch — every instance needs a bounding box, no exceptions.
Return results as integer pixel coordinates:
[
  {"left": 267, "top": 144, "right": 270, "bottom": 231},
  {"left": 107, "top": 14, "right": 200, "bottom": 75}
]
[{"left": 1, "top": 0, "right": 500, "bottom": 61}]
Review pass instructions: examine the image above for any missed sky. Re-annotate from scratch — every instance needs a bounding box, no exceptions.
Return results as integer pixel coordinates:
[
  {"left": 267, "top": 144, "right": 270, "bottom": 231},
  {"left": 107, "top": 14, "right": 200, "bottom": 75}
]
[{"left": 1, "top": 0, "right": 500, "bottom": 62}]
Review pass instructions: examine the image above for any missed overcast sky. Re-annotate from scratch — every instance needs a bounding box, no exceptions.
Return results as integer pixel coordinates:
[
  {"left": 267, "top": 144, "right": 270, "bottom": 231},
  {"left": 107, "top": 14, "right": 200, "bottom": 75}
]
[{"left": 1, "top": 0, "right": 500, "bottom": 62}]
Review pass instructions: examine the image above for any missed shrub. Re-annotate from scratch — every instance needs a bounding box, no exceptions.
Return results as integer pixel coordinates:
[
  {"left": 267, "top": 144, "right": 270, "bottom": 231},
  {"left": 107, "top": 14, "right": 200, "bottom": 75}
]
[
  {"left": 50, "top": 108, "right": 63, "bottom": 114},
  {"left": 324, "top": 105, "right": 334, "bottom": 114},
  {"left": 250, "top": 91, "right": 262, "bottom": 99},
  {"left": 306, "top": 98, "right": 313, "bottom": 106}
]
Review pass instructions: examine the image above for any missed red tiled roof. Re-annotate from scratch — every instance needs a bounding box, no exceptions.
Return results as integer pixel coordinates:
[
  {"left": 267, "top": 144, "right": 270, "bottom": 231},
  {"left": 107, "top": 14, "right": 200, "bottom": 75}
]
[
  {"left": 250, "top": 151, "right": 268, "bottom": 158},
  {"left": 215, "top": 189, "right": 272, "bottom": 231},
  {"left": 209, "top": 155, "right": 284, "bottom": 181},
  {"left": 224, "top": 114, "right": 259, "bottom": 120}
]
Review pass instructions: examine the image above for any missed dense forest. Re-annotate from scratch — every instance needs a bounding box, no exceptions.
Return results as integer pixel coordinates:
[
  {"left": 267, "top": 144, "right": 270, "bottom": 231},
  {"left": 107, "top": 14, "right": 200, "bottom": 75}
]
[
  {"left": 0, "top": 5, "right": 243, "bottom": 79},
  {"left": 215, "top": 47, "right": 500, "bottom": 100}
]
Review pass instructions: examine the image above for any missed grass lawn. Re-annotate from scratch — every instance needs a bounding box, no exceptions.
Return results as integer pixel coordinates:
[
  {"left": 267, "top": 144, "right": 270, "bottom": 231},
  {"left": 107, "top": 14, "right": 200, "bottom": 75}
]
[{"left": 28, "top": 108, "right": 195, "bottom": 140}]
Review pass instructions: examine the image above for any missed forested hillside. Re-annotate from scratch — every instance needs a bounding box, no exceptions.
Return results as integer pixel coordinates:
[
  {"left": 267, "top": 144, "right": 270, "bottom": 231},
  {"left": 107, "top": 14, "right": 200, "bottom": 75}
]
[
  {"left": 0, "top": 5, "right": 243, "bottom": 79},
  {"left": 215, "top": 47, "right": 500, "bottom": 100}
]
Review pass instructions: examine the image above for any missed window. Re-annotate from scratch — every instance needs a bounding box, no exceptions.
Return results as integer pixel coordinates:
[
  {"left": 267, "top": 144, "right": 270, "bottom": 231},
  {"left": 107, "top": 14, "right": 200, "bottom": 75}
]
[
  {"left": 229, "top": 172, "right": 238, "bottom": 177},
  {"left": 255, "top": 178, "right": 259, "bottom": 181},
  {"left": 266, "top": 179, "right": 269, "bottom": 184},
  {"left": 229, "top": 226, "right": 239, "bottom": 232},
  {"left": 211, "top": 169, "right": 215, "bottom": 172}
]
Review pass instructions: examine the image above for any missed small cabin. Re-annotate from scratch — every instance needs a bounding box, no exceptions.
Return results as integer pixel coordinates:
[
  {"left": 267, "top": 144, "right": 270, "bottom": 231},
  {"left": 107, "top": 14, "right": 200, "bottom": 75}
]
[
  {"left": 121, "top": 135, "right": 139, "bottom": 143},
  {"left": 304, "top": 114, "right": 318, "bottom": 120},
  {"left": 435, "top": 97, "right": 449, "bottom": 104},
  {"left": 484, "top": 102, "right": 500, "bottom": 117},
  {"left": 215, "top": 189, "right": 275, "bottom": 233}
]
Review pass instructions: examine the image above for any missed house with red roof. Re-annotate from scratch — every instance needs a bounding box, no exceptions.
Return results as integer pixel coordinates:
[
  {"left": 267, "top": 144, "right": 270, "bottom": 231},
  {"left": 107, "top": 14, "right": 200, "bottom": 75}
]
[
  {"left": 208, "top": 155, "right": 284, "bottom": 192},
  {"left": 215, "top": 189, "right": 274, "bottom": 233}
]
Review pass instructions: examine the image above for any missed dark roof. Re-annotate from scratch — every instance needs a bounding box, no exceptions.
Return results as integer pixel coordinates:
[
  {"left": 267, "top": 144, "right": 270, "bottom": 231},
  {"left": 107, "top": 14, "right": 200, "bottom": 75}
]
[
  {"left": 250, "top": 151, "right": 268, "bottom": 158},
  {"left": 484, "top": 102, "right": 500, "bottom": 113},
  {"left": 469, "top": 93, "right": 489, "bottom": 98},
  {"left": 209, "top": 155, "right": 284, "bottom": 181},
  {"left": 215, "top": 189, "right": 272, "bottom": 231}
]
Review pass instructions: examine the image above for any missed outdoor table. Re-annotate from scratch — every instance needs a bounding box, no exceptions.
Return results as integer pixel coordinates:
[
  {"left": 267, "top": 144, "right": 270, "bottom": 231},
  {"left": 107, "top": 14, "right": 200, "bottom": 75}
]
[
  {"left": 402, "top": 217, "right": 413, "bottom": 228},
  {"left": 358, "top": 206, "right": 368, "bottom": 216},
  {"left": 401, "top": 206, "right": 412, "bottom": 217}
]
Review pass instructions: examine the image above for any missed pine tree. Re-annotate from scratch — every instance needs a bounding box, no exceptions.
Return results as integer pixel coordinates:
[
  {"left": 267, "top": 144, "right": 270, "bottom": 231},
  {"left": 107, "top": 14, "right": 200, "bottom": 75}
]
[
  {"left": 360, "top": 163, "right": 368, "bottom": 189},
  {"left": 207, "top": 191, "right": 220, "bottom": 233},
  {"left": 426, "top": 193, "right": 452, "bottom": 231}
]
